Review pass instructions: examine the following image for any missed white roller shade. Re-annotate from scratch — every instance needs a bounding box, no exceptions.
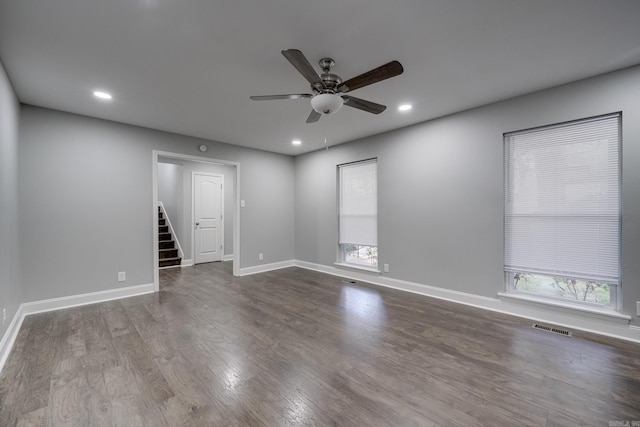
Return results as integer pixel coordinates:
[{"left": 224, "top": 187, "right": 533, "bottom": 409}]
[
  {"left": 339, "top": 160, "right": 377, "bottom": 246},
  {"left": 504, "top": 113, "right": 620, "bottom": 284}
]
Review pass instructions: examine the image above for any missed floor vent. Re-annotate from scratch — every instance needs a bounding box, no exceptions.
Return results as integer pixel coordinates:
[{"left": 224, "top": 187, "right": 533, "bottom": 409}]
[{"left": 532, "top": 323, "right": 572, "bottom": 337}]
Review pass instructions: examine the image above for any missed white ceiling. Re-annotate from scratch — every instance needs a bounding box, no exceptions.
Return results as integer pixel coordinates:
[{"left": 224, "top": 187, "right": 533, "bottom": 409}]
[{"left": 2, "top": 0, "right": 640, "bottom": 156}]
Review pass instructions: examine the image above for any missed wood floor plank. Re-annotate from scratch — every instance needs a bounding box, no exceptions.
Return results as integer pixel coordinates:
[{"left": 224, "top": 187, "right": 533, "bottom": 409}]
[
  {"left": 17, "top": 313, "right": 59, "bottom": 417},
  {"left": 157, "top": 396, "right": 196, "bottom": 427},
  {"left": 100, "top": 300, "right": 132, "bottom": 338},
  {"left": 15, "top": 406, "right": 46, "bottom": 427},
  {"left": 120, "top": 299, "right": 176, "bottom": 362},
  {"left": 47, "top": 358, "right": 90, "bottom": 427},
  {"left": 111, "top": 329, "right": 175, "bottom": 405},
  {"left": 0, "top": 320, "right": 35, "bottom": 426},
  {"left": 83, "top": 369, "right": 114, "bottom": 427},
  {"left": 1, "top": 261, "right": 640, "bottom": 426},
  {"left": 79, "top": 305, "right": 120, "bottom": 373}
]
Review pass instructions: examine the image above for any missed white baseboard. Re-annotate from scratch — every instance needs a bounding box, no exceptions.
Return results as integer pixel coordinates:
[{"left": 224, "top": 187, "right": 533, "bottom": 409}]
[
  {"left": 4, "top": 261, "right": 638, "bottom": 376},
  {"left": 192, "top": 257, "right": 640, "bottom": 342},
  {"left": 0, "top": 305, "right": 25, "bottom": 375},
  {"left": 293, "top": 260, "right": 640, "bottom": 344},
  {"left": 180, "top": 256, "right": 230, "bottom": 266},
  {"left": 0, "top": 282, "right": 154, "bottom": 374},
  {"left": 21, "top": 283, "right": 155, "bottom": 316},
  {"left": 238, "top": 260, "right": 295, "bottom": 276}
]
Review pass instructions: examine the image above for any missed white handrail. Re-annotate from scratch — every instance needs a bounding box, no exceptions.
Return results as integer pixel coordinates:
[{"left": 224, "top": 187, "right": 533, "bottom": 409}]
[{"left": 158, "top": 201, "right": 184, "bottom": 260}]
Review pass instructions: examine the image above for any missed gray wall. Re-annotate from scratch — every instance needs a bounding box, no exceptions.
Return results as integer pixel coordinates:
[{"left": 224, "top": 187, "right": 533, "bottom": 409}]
[
  {"left": 0, "top": 60, "right": 21, "bottom": 338},
  {"left": 295, "top": 65, "right": 640, "bottom": 325},
  {"left": 19, "top": 106, "right": 294, "bottom": 301},
  {"left": 158, "top": 158, "right": 235, "bottom": 259},
  {"left": 9, "top": 62, "right": 640, "bottom": 332}
]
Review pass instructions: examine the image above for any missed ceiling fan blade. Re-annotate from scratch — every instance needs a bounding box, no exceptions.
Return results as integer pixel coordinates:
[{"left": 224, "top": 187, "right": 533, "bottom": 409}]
[
  {"left": 281, "top": 49, "right": 322, "bottom": 85},
  {"left": 250, "top": 94, "right": 312, "bottom": 101},
  {"left": 306, "top": 110, "right": 321, "bottom": 123},
  {"left": 341, "top": 95, "right": 386, "bottom": 114},
  {"left": 337, "top": 60, "right": 404, "bottom": 93}
]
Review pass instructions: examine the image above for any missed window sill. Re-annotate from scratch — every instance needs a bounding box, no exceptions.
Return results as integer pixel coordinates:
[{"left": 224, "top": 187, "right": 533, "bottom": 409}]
[
  {"left": 497, "top": 292, "right": 630, "bottom": 322},
  {"left": 334, "top": 262, "right": 381, "bottom": 274}
]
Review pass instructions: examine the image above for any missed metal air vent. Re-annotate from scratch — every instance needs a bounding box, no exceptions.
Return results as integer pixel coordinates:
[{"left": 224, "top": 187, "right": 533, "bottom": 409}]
[{"left": 532, "top": 323, "right": 572, "bottom": 337}]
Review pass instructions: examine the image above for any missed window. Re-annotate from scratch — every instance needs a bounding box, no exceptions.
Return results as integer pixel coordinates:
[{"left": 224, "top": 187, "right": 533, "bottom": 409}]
[
  {"left": 338, "top": 159, "right": 378, "bottom": 269},
  {"left": 504, "top": 113, "right": 621, "bottom": 309}
]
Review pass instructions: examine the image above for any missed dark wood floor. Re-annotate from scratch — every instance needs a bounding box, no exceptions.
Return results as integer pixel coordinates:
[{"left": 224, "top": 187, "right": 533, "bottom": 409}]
[{"left": 1, "top": 263, "right": 639, "bottom": 426}]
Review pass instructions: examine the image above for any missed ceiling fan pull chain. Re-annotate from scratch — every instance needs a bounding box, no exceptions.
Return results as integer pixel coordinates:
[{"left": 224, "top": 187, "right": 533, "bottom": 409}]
[{"left": 324, "top": 121, "right": 328, "bottom": 145}]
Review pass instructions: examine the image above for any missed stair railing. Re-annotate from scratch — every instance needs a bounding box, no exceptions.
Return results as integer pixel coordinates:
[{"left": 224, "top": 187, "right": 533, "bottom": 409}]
[{"left": 158, "top": 201, "right": 185, "bottom": 262}]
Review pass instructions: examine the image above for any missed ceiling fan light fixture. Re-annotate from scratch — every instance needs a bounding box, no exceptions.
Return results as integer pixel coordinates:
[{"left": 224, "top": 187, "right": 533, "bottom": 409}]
[{"left": 311, "top": 93, "right": 344, "bottom": 115}]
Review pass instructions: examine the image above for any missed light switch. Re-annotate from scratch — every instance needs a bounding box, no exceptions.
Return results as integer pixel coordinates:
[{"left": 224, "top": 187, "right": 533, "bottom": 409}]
[{"left": 241, "top": 200, "right": 246, "bottom": 208}]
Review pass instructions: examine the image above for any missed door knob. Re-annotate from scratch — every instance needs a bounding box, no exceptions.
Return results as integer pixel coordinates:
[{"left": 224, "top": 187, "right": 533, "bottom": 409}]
[{"left": 195, "top": 222, "right": 200, "bottom": 226}]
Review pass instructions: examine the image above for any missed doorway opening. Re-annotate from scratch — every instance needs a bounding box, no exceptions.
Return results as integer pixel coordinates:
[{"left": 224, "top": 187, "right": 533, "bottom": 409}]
[{"left": 152, "top": 150, "right": 240, "bottom": 292}]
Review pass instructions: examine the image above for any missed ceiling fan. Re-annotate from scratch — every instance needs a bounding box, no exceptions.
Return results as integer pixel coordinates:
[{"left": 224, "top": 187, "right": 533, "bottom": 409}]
[{"left": 250, "top": 49, "right": 404, "bottom": 123}]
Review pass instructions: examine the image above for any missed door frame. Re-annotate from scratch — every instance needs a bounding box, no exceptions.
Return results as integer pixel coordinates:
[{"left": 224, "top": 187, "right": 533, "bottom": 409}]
[
  {"left": 152, "top": 150, "right": 241, "bottom": 292},
  {"left": 192, "top": 172, "right": 224, "bottom": 265}
]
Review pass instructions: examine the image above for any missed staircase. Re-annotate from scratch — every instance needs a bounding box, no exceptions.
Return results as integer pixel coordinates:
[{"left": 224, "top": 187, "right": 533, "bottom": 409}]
[{"left": 158, "top": 206, "right": 181, "bottom": 268}]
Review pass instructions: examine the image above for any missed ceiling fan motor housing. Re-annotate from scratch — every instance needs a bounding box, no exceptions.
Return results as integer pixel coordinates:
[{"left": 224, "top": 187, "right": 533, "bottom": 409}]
[
  {"left": 317, "top": 58, "right": 342, "bottom": 92},
  {"left": 310, "top": 58, "right": 344, "bottom": 114}
]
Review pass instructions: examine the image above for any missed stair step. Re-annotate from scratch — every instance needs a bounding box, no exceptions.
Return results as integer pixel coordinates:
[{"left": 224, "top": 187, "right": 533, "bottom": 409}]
[
  {"left": 159, "top": 248, "right": 179, "bottom": 259},
  {"left": 158, "top": 218, "right": 166, "bottom": 226},
  {"left": 159, "top": 232, "right": 172, "bottom": 241},
  {"left": 159, "top": 257, "right": 181, "bottom": 268},
  {"left": 159, "top": 225, "right": 169, "bottom": 233},
  {"left": 159, "top": 240, "right": 175, "bottom": 249}
]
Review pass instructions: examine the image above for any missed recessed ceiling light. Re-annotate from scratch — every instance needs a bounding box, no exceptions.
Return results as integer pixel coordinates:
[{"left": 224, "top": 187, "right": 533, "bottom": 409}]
[
  {"left": 93, "top": 91, "right": 112, "bottom": 100},
  {"left": 292, "top": 139, "right": 301, "bottom": 145},
  {"left": 398, "top": 104, "right": 412, "bottom": 112}
]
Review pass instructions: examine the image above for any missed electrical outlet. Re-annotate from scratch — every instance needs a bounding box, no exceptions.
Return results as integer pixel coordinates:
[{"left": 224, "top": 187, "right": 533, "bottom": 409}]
[
  {"left": 383, "top": 264, "right": 389, "bottom": 273},
  {"left": 258, "top": 253, "right": 264, "bottom": 261},
  {"left": 637, "top": 301, "right": 640, "bottom": 316},
  {"left": 118, "top": 272, "right": 126, "bottom": 282},
  {"left": 2, "top": 308, "right": 6, "bottom": 326}
]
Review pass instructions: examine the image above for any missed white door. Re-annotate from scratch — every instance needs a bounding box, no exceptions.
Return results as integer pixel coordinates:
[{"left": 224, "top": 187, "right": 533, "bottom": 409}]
[{"left": 193, "top": 173, "right": 223, "bottom": 264}]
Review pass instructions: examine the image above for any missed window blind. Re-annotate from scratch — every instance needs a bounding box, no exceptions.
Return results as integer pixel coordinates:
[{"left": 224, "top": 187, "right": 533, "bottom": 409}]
[
  {"left": 339, "top": 159, "right": 377, "bottom": 246},
  {"left": 504, "top": 113, "right": 620, "bottom": 284}
]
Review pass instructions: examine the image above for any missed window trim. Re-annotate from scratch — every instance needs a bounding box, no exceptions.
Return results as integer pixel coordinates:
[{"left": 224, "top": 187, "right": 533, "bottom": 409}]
[
  {"left": 334, "top": 262, "right": 381, "bottom": 274},
  {"left": 497, "top": 291, "right": 630, "bottom": 322},
  {"left": 503, "top": 112, "right": 622, "bottom": 310},
  {"left": 505, "top": 271, "right": 618, "bottom": 310},
  {"left": 336, "top": 158, "right": 379, "bottom": 269}
]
